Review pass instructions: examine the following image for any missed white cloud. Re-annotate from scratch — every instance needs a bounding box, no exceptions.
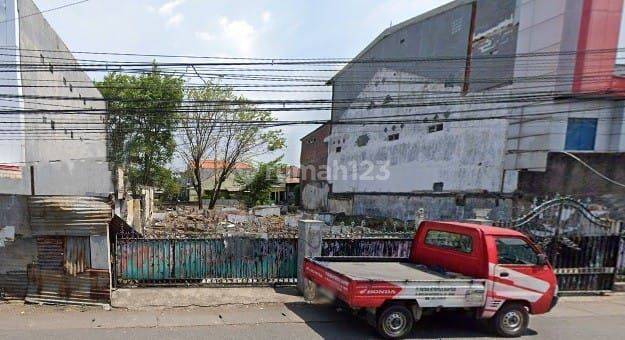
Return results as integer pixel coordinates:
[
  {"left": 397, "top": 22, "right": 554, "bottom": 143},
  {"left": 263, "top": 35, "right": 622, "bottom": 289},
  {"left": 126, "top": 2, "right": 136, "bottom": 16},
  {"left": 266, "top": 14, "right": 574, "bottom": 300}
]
[
  {"left": 261, "top": 11, "right": 271, "bottom": 23},
  {"left": 195, "top": 31, "right": 213, "bottom": 41},
  {"left": 167, "top": 13, "right": 184, "bottom": 26},
  {"left": 217, "top": 17, "right": 256, "bottom": 55},
  {"left": 158, "top": 0, "right": 185, "bottom": 16}
]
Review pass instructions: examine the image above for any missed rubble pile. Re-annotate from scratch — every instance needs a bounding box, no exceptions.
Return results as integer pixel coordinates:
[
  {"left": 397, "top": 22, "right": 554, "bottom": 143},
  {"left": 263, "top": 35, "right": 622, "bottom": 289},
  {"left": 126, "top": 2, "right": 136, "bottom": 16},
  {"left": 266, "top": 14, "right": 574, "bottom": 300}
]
[{"left": 145, "top": 205, "right": 300, "bottom": 238}]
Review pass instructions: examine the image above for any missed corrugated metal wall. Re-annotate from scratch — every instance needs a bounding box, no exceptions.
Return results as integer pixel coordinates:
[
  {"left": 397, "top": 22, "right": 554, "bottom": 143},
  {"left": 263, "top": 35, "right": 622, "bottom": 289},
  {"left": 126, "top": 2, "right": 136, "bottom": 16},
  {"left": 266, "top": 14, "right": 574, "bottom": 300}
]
[
  {"left": 29, "top": 196, "right": 111, "bottom": 236},
  {"left": 22, "top": 197, "right": 113, "bottom": 305},
  {"left": 64, "top": 237, "right": 91, "bottom": 275}
]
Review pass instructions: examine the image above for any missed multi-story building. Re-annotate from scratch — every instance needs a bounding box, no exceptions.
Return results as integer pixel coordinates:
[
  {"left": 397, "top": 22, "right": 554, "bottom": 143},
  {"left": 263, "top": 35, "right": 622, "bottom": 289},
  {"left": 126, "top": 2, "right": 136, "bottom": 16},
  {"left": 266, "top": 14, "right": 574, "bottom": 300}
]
[
  {"left": 300, "top": 123, "right": 331, "bottom": 211},
  {"left": 0, "top": 0, "right": 113, "bottom": 303},
  {"left": 322, "top": 0, "right": 625, "bottom": 221}
]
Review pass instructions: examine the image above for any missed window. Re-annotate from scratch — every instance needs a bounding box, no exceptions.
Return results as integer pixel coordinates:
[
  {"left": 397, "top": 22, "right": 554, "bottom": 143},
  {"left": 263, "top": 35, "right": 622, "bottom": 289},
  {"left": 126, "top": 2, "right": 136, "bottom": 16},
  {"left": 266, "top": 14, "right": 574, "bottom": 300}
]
[
  {"left": 433, "top": 182, "right": 444, "bottom": 192},
  {"left": 335, "top": 146, "right": 342, "bottom": 153},
  {"left": 387, "top": 133, "right": 399, "bottom": 141},
  {"left": 565, "top": 118, "right": 597, "bottom": 150},
  {"left": 496, "top": 237, "right": 538, "bottom": 265},
  {"left": 428, "top": 123, "right": 444, "bottom": 133},
  {"left": 424, "top": 230, "right": 473, "bottom": 253}
]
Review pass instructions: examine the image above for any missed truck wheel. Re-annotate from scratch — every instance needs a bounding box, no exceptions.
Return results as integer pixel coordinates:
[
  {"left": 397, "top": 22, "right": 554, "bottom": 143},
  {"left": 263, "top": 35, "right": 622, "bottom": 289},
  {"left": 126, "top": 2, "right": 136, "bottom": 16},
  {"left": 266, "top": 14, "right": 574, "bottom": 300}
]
[
  {"left": 492, "top": 303, "right": 529, "bottom": 338},
  {"left": 376, "top": 304, "right": 414, "bottom": 339}
]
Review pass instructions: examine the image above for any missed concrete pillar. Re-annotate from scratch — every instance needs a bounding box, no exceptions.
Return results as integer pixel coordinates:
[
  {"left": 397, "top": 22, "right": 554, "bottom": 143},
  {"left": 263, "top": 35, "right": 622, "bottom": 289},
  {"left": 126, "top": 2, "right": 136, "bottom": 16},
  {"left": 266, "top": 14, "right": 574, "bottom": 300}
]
[{"left": 297, "top": 220, "right": 324, "bottom": 295}]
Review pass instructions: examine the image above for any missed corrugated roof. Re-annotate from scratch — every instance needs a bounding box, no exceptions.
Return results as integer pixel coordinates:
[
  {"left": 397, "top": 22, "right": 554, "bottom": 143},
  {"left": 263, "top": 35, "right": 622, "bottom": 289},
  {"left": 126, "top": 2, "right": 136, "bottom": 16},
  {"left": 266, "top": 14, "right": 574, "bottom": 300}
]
[
  {"left": 29, "top": 196, "right": 112, "bottom": 237},
  {"left": 199, "top": 160, "right": 252, "bottom": 170}
]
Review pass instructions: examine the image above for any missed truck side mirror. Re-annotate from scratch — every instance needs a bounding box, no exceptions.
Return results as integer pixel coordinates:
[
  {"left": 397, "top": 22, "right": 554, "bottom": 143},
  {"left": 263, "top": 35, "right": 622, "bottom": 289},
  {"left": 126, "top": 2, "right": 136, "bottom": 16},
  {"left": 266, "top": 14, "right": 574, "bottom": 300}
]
[{"left": 537, "top": 254, "right": 548, "bottom": 266}]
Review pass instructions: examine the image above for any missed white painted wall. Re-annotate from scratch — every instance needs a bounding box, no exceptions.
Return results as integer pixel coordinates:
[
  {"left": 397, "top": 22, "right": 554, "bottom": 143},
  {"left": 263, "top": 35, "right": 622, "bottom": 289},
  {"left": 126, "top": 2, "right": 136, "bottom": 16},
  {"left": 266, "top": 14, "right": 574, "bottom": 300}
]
[
  {"left": 328, "top": 69, "right": 510, "bottom": 194},
  {"left": 0, "top": 0, "right": 28, "bottom": 194},
  {"left": 5, "top": 0, "right": 114, "bottom": 196}
]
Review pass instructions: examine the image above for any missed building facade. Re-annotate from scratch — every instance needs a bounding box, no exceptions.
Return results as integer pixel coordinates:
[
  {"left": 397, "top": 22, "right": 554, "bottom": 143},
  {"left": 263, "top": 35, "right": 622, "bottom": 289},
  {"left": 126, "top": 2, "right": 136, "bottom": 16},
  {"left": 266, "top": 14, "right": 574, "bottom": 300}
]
[
  {"left": 0, "top": 0, "right": 113, "bottom": 302},
  {"left": 188, "top": 160, "right": 253, "bottom": 202},
  {"left": 323, "top": 0, "right": 625, "bottom": 221},
  {"left": 300, "top": 123, "right": 331, "bottom": 211}
]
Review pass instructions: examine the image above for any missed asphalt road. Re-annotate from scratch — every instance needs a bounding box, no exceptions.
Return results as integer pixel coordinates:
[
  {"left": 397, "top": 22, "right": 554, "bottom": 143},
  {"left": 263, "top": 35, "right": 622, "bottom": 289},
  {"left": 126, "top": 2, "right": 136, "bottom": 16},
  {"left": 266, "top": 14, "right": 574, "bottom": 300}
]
[
  {"left": 2, "top": 311, "right": 625, "bottom": 339},
  {"left": 2, "top": 295, "right": 625, "bottom": 339}
]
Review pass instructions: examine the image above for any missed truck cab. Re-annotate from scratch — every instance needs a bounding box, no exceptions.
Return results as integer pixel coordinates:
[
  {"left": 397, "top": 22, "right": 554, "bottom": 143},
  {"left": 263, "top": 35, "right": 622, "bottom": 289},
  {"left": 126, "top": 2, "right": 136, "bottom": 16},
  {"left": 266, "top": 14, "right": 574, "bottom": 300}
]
[
  {"left": 412, "top": 221, "right": 558, "bottom": 318},
  {"left": 304, "top": 221, "right": 558, "bottom": 338}
]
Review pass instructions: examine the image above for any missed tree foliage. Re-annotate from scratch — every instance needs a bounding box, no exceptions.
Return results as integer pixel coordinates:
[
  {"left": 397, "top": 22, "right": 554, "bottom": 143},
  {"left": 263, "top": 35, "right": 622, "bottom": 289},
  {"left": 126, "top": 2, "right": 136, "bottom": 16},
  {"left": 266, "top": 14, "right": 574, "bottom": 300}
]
[
  {"left": 177, "top": 83, "right": 286, "bottom": 209},
  {"left": 236, "top": 157, "right": 283, "bottom": 208},
  {"left": 178, "top": 85, "right": 231, "bottom": 208},
  {"left": 97, "top": 67, "right": 184, "bottom": 191}
]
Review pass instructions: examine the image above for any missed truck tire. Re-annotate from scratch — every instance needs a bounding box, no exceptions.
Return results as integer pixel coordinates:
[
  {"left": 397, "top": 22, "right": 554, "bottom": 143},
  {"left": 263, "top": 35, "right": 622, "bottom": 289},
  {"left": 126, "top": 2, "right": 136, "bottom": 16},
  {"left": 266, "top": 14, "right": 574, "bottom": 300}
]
[
  {"left": 376, "top": 304, "right": 414, "bottom": 339},
  {"left": 492, "top": 303, "right": 529, "bottom": 338}
]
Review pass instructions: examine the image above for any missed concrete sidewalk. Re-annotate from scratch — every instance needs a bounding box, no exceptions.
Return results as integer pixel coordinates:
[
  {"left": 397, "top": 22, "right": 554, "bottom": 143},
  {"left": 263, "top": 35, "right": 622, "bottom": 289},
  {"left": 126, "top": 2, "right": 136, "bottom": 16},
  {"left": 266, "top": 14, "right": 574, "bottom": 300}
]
[
  {"left": 1, "top": 294, "right": 624, "bottom": 332},
  {"left": 110, "top": 286, "right": 304, "bottom": 308}
]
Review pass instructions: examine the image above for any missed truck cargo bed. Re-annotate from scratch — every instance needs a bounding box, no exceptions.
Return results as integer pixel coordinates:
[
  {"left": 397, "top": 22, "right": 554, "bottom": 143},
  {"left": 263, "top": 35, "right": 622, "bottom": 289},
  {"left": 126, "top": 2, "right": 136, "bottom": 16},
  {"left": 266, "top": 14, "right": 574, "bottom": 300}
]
[
  {"left": 304, "top": 257, "right": 487, "bottom": 309},
  {"left": 318, "top": 261, "right": 448, "bottom": 281}
]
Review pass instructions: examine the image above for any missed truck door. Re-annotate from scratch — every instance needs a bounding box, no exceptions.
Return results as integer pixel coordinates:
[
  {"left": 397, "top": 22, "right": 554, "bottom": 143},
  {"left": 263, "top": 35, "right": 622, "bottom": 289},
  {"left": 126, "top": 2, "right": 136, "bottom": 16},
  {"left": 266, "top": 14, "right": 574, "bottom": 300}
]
[{"left": 492, "top": 237, "right": 555, "bottom": 311}]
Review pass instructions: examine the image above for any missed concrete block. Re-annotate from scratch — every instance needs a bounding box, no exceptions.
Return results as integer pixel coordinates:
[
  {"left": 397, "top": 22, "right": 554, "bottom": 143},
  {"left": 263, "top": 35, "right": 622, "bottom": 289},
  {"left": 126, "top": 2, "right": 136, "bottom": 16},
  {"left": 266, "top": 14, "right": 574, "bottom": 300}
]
[{"left": 253, "top": 206, "right": 280, "bottom": 217}]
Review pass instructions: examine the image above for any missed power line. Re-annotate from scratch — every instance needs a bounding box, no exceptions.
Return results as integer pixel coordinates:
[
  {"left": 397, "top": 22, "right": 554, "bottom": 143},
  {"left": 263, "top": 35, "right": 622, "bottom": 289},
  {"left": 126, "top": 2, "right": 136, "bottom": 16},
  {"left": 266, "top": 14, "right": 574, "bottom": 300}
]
[
  {"left": 0, "top": 0, "right": 91, "bottom": 25},
  {"left": 562, "top": 152, "right": 625, "bottom": 189}
]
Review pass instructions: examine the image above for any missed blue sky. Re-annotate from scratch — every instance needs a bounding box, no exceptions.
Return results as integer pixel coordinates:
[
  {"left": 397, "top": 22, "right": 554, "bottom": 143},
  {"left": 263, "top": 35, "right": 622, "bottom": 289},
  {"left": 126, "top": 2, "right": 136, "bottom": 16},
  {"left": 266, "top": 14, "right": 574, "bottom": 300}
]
[{"left": 36, "top": 0, "right": 448, "bottom": 165}]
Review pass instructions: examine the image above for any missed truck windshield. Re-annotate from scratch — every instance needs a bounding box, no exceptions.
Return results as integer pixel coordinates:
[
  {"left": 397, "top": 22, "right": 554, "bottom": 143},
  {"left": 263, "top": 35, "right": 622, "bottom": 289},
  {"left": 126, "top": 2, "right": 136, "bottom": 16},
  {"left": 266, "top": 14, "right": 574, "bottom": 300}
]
[{"left": 496, "top": 237, "right": 538, "bottom": 265}]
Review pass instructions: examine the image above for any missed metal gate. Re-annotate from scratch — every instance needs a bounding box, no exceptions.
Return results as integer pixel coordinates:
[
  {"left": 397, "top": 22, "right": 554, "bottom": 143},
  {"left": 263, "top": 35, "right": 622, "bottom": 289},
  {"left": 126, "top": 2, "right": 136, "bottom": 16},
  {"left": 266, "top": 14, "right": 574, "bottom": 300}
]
[
  {"left": 496, "top": 197, "right": 623, "bottom": 292},
  {"left": 114, "top": 236, "right": 298, "bottom": 287}
]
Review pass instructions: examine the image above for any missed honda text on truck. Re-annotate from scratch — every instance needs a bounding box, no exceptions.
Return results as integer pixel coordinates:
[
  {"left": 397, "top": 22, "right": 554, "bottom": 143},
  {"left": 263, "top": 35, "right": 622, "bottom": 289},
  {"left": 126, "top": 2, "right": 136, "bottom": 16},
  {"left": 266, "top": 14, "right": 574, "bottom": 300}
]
[{"left": 304, "top": 221, "right": 558, "bottom": 339}]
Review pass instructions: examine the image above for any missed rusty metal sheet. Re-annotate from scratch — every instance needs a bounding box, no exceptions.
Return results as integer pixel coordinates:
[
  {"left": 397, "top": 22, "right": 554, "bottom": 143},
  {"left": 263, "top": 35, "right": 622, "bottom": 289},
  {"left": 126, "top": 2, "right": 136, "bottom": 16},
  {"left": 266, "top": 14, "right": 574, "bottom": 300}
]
[
  {"left": 0, "top": 270, "right": 28, "bottom": 300},
  {"left": 36, "top": 236, "right": 64, "bottom": 271},
  {"left": 29, "top": 196, "right": 112, "bottom": 237},
  {"left": 26, "top": 265, "right": 110, "bottom": 305},
  {"left": 64, "top": 237, "right": 91, "bottom": 275}
]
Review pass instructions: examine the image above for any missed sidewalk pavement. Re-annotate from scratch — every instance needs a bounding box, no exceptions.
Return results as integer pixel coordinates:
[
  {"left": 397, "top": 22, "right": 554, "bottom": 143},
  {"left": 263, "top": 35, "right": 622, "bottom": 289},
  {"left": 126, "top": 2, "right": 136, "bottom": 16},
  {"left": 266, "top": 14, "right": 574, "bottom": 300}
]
[
  {"left": 1, "top": 293, "right": 625, "bottom": 332},
  {"left": 110, "top": 286, "right": 303, "bottom": 308}
]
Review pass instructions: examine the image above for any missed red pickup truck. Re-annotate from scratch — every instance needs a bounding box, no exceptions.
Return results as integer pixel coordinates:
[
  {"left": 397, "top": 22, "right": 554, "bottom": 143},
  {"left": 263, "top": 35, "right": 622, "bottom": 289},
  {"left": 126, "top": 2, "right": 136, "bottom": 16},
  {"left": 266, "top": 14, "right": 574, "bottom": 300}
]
[{"left": 304, "top": 221, "right": 558, "bottom": 339}]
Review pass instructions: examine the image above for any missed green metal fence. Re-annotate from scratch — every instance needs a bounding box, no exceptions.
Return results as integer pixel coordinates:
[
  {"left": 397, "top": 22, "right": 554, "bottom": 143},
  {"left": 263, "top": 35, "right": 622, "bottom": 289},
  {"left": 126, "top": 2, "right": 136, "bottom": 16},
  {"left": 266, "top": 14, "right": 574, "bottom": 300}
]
[{"left": 114, "top": 236, "right": 298, "bottom": 287}]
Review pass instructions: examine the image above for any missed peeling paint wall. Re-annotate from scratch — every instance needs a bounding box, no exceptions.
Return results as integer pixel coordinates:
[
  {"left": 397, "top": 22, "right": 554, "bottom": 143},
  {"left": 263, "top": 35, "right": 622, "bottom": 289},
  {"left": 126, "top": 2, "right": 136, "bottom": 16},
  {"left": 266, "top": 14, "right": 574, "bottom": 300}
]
[
  {"left": 351, "top": 194, "right": 513, "bottom": 222},
  {"left": 328, "top": 69, "right": 510, "bottom": 194},
  {"left": 301, "top": 182, "right": 329, "bottom": 211},
  {"left": 324, "top": 0, "right": 625, "bottom": 221}
]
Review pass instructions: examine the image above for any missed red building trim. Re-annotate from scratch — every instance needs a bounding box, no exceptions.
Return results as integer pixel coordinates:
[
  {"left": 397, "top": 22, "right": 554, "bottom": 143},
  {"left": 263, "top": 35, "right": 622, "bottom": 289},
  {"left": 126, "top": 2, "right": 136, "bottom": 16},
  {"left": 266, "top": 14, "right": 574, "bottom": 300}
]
[{"left": 573, "top": 0, "right": 625, "bottom": 95}]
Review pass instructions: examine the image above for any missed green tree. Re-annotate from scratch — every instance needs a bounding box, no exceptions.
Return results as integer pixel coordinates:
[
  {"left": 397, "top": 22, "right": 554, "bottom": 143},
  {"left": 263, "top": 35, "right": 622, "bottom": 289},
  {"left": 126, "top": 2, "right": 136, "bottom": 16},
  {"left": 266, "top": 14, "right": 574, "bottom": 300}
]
[
  {"left": 236, "top": 157, "right": 283, "bottom": 208},
  {"left": 96, "top": 66, "right": 184, "bottom": 191},
  {"left": 176, "top": 83, "right": 286, "bottom": 209},
  {"left": 206, "top": 99, "right": 285, "bottom": 209},
  {"left": 178, "top": 84, "right": 230, "bottom": 209},
  {"left": 157, "top": 167, "right": 182, "bottom": 202}
]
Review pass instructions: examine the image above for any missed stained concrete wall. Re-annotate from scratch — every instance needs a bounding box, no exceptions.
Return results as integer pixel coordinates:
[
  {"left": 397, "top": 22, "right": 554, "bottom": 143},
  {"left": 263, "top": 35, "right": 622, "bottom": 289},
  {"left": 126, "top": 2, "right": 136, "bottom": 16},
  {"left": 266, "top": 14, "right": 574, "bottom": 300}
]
[
  {"left": 350, "top": 194, "right": 513, "bottom": 222},
  {"left": 328, "top": 69, "right": 510, "bottom": 194},
  {"left": 14, "top": 0, "right": 113, "bottom": 196},
  {"left": 0, "top": 0, "right": 28, "bottom": 195},
  {"left": 323, "top": 0, "right": 625, "bottom": 221},
  {"left": 300, "top": 182, "right": 329, "bottom": 211},
  {"left": 0, "top": 195, "right": 29, "bottom": 236}
]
